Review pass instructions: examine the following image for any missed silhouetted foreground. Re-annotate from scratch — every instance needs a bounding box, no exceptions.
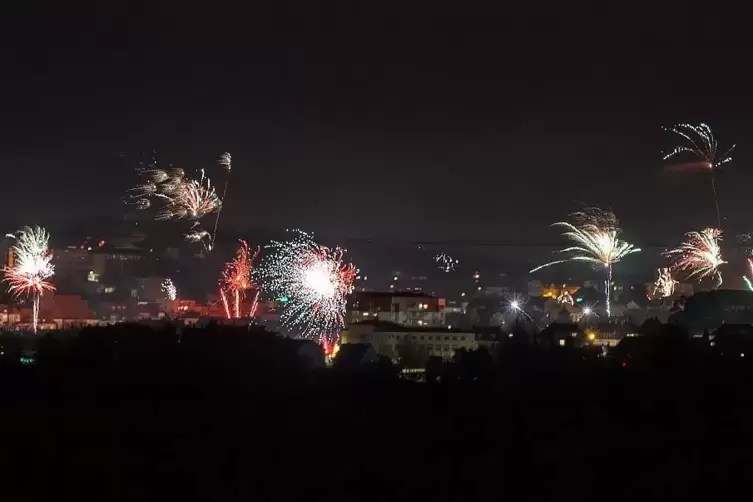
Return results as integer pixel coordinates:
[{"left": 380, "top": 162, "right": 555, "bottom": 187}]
[{"left": 1, "top": 323, "right": 753, "bottom": 500}]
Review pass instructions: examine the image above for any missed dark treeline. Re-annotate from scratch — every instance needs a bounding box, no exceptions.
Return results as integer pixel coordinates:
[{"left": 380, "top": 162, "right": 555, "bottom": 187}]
[{"left": 1, "top": 323, "right": 753, "bottom": 500}]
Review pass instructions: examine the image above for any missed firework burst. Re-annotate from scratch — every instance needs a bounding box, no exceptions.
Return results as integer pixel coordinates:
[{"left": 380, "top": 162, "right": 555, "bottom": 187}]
[
  {"left": 530, "top": 209, "right": 640, "bottom": 317},
  {"left": 663, "top": 123, "right": 734, "bottom": 171},
  {"left": 218, "top": 152, "right": 232, "bottom": 171},
  {"left": 125, "top": 153, "right": 224, "bottom": 249},
  {"left": 3, "top": 226, "right": 55, "bottom": 333},
  {"left": 664, "top": 228, "right": 726, "bottom": 289},
  {"left": 258, "top": 230, "right": 357, "bottom": 344},
  {"left": 434, "top": 252, "right": 458, "bottom": 272},
  {"left": 161, "top": 278, "right": 177, "bottom": 301},
  {"left": 649, "top": 268, "right": 678, "bottom": 300},
  {"left": 219, "top": 240, "right": 259, "bottom": 319},
  {"left": 663, "top": 123, "right": 734, "bottom": 227},
  {"left": 557, "top": 290, "right": 574, "bottom": 305},
  {"left": 571, "top": 206, "right": 619, "bottom": 231},
  {"left": 154, "top": 170, "right": 221, "bottom": 221}
]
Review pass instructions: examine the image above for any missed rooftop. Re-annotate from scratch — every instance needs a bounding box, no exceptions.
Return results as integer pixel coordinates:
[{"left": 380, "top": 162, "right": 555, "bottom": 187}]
[
  {"left": 349, "top": 319, "right": 470, "bottom": 333},
  {"left": 350, "top": 291, "right": 437, "bottom": 299}
]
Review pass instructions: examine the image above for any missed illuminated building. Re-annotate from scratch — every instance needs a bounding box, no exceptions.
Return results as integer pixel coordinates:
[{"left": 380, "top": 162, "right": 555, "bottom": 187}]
[
  {"left": 347, "top": 291, "right": 446, "bottom": 327},
  {"left": 91, "top": 247, "right": 150, "bottom": 282},
  {"left": 0, "top": 305, "right": 21, "bottom": 325},
  {"left": 341, "top": 320, "right": 477, "bottom": 361},
  {"left": 537, "top": 322, "right": 586, "bottom": 348},
  {"left": 54, "top": 246, "right": 93, "bottom": 281},
  {"left": 538, "top": 283, "right": 580, "bottom": 300}
]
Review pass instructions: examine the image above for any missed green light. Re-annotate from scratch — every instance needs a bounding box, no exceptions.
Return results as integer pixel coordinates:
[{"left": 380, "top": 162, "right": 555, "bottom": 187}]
[
  {"left": 576, "top": 297, "right": 583, "bottom": 303},
  {"left": 279, "top": 296, "right": 289, "bottom": 303}
]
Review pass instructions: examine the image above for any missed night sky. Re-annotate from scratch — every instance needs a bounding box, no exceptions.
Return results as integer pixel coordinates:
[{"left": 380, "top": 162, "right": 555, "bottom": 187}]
[{"left": 3, "top": 1, "right": 753, "bottom": 253}]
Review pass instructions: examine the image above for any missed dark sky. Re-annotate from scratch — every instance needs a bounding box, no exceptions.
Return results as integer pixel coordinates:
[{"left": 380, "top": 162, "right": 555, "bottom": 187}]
[{"left": 2, "top": 1, "right": 752, "bottom": 247}]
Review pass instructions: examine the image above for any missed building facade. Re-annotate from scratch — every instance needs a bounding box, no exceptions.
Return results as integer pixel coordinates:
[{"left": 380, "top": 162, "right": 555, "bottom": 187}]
[
  {"left": 341, "top": 321, "right": 477, "bottom": 360},
  {"left": 347, "top": 291, "right": 446, "bottom": 327}
]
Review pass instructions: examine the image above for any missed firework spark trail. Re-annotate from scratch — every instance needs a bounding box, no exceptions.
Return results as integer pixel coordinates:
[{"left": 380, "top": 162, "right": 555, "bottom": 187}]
[
  {"left": 434, "top": 252, "right": 458, "bottom": 272},
  {"left": 664, "top": 228, "right": 726, "bottom": 289},
  {"left": 745, "top": 276, "right": 753, "bottom": 291},
  {"left": 530, "top": 209, "right": 640, "bottom": 317},
  {"left": 219, "top": 240, "right": 258, "bottom": 319},
  {"left": 249, "top": 290, "right": 260, "bottom": 318},
  {"left": 258, "top": 230, "right": 357, "bottom": 345},
  {"left": 650, "top": 268, "right": 677, "bottom": 299},
  {"left": 220, "top": 289, "right": 231, "bottom": 319},
  {"left": 663, "top": 123, "right": 735, "bottom": 228},
  {"left": 745, "top": 259, "right": 753, "bottom": 292},
  {"left": 185, "top": 223, "right": 212, "bottom": 248},
  {"left": 210, "top": 152, "right": 232, "bottom": 251},
  {"left": 3, "top": 226, "right": 55, "bottom": 333}
]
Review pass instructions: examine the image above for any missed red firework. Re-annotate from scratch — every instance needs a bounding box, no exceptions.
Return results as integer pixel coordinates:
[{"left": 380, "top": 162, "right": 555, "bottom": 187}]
[{"left": 219, "top": 240, "right": 259, "bottom": 319}]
